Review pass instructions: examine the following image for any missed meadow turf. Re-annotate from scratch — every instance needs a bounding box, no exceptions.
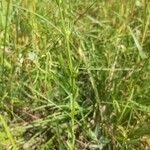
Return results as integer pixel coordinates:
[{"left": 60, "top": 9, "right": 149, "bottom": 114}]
[{"left": 0, "top": 0, "right": 150, "bottom": 149}]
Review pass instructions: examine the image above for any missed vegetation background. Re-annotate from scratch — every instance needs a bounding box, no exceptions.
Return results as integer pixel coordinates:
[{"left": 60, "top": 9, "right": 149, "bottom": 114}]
[{"left": 0, "top": 0, "right": 150, "bottom": 149}]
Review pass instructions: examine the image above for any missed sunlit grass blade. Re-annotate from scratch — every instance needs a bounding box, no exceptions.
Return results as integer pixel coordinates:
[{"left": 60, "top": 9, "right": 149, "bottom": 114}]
[
  {"left": 0, "top": 114, "right": 17, "bottom": 150},
  {"left": 128, "top": 26, "right": 147, "bottom": 60}
]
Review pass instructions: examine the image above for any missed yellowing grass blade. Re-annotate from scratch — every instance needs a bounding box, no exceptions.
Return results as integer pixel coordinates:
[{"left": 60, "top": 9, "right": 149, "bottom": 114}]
[{"left": 0, "top": 114, "right": 17, "bottom": 150}]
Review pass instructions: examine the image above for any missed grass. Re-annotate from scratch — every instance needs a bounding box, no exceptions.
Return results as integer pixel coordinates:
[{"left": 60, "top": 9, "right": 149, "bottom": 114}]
[{"left": 0, "top": 0, "right": 150, "bottom": 149}]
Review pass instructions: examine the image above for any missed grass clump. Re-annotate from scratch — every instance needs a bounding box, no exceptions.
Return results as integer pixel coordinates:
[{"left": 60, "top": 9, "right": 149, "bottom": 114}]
[{"left": 0, "top": 0, "right": 150, "bottom": 149}]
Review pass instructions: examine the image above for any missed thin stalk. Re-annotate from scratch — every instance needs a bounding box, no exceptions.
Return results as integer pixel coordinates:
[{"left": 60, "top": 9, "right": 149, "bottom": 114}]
[
  {"left": 58, "top": 1, "right": 76, "bottom": 149},
  {"left": 2, "top": 0, "right": 10, "bottom": 94}
]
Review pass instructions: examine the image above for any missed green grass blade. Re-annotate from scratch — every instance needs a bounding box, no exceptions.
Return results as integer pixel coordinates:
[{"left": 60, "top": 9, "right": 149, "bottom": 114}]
[{"left": 128, "top": 26, "right": 147, "bottom": 60}]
